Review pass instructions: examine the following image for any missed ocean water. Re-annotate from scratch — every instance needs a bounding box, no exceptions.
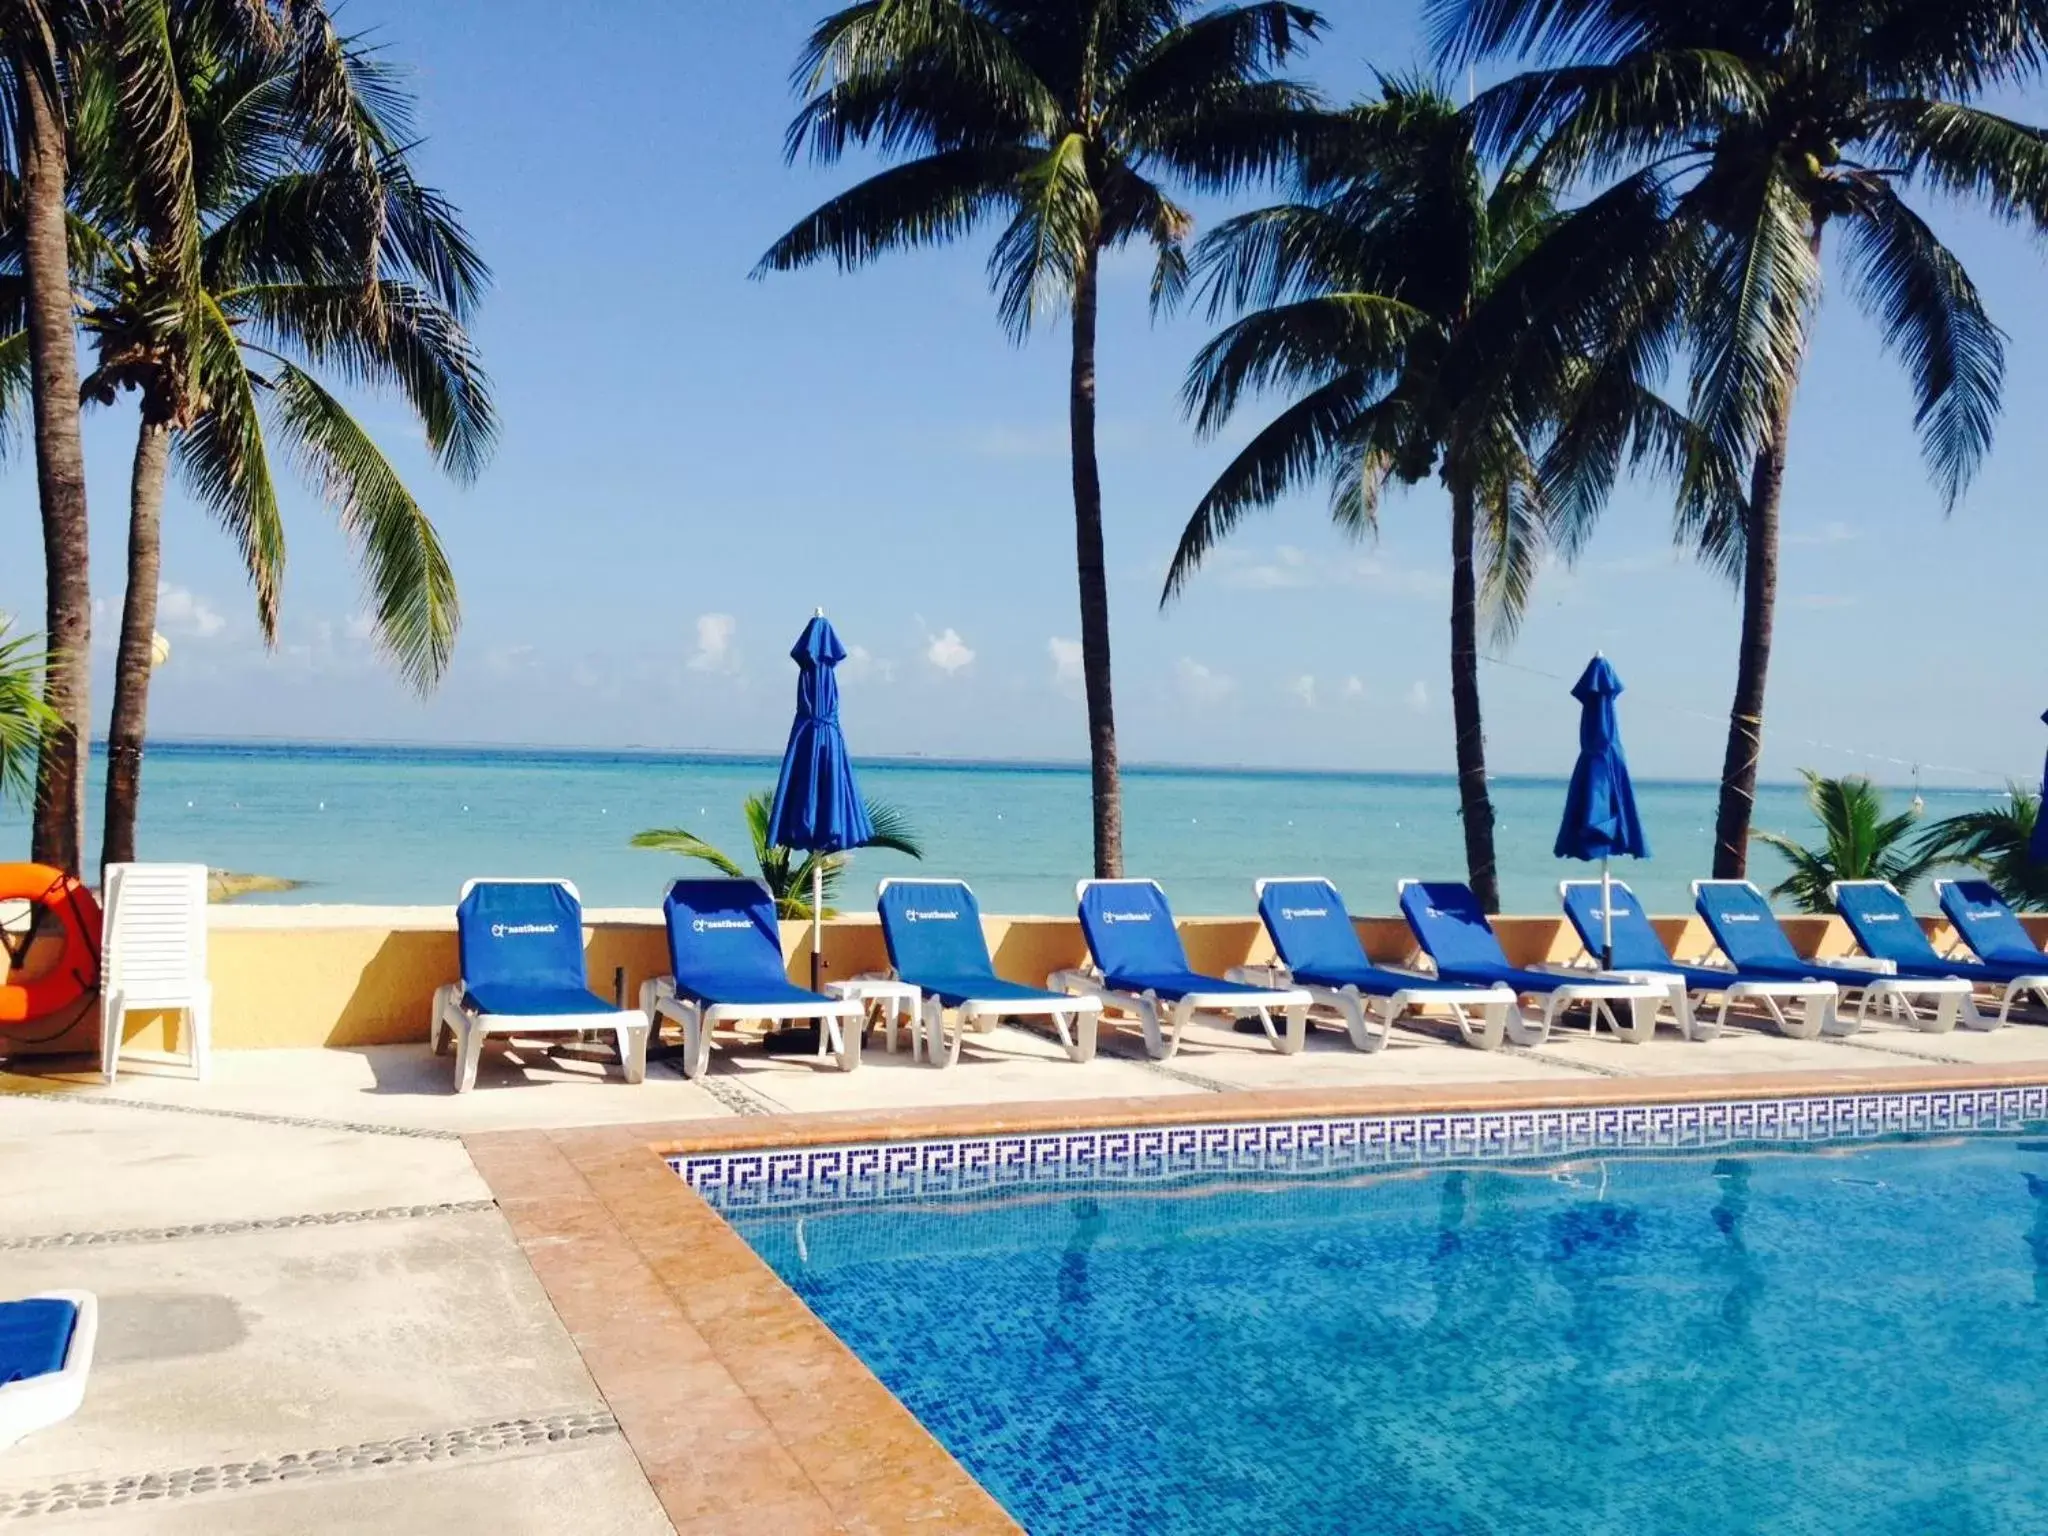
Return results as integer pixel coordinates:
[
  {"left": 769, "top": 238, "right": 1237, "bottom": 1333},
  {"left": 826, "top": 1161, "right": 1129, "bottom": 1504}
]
[
  {"left": 0, "top": 741, "right": 2001, "bottom": 914},
  {"left": 733, "top": 1134, "right": 2048, "bottom": 1534}
]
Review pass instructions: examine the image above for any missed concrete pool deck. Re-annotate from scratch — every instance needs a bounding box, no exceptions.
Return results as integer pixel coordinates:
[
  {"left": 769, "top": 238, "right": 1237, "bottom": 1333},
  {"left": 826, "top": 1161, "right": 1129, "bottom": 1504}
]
[{"left": 11, "top": 1011, "right": 2048, "bottom": 1531}]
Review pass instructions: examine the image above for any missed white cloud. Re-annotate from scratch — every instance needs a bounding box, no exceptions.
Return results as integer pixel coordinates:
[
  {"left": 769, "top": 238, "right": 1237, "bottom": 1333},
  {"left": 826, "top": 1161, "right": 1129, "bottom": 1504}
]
[
  {"left": 157, "top": 583, "right": 226, "bottom": 639},
  {"left": 687, "top": 612, "right": 739, "bottom": 674},
  {"left": 1406, "top": 679, "right": 1429, "bottom": 713},
  {"left": 1177, "top": 657, "right": 1235, "bottom": 706},
  {"left": 841, "top": 644, "right": 894, "bottom": 684},
  {"left": 1287, "top": 673, "right": 1317, "bottom": 708},
  {"left": 1342, "top": 676, "right": 1367, "bottom": 702},
  {"left": 344, "top": 612, "right": 377, "bottom": 643},
  {"left": 925, "top": 627, "right": 975, "bottom": 674},
  {"left": 1048, "top": 636, "right": 1083, "bottom": 689}
]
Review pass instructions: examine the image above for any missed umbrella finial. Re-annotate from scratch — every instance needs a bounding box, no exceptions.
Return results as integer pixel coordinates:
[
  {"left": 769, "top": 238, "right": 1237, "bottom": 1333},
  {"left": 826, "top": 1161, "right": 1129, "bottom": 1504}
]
[{"left": 814, "top": 607, "right": 826, "bottom": 617}]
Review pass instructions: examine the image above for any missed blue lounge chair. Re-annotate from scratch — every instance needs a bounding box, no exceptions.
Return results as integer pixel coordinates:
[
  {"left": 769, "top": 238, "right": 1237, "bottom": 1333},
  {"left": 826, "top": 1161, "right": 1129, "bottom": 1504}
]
[
  {"left": 1935, "top": 878, "right": 2048, "bottom": 976},
  {"left": 876, "top": 878, "right": 1102, "bottom": 1067},
  {"left": 1245, "top": 877, "right": 1516, "bottom": 1051},
  {"left": 431, "top": 879, "right": 651, "bottom": 1092},
  {"left": 1693, "top": 879, "right": 1969, "bottom": 1033},
  {"left": 1397, "top": 880, "right": 1666, "bottom": 1045},
  {"left": 1836, "top": 879, "right": 2047, "bottom": 1027},
  {"left": 1055, "top": 879, "right": 1311, "bottom": 1060},
  {"left": 640, "top": 878, "right": 863, "bottom": 1079},
  {"left": 0, "top": 1290, "right": 96, "bottom": 1449},
  {"left": 1560, "top": 879, "right": 1838, "bottom": 1039}
]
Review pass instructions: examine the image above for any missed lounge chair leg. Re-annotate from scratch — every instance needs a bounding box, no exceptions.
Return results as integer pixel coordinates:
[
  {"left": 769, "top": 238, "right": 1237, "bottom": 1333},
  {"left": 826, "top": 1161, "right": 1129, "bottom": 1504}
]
[
  {"left": 1068, "top": 1009, "right": 1098, "bottom": 1063},
  {"left": 1505, "top": 998, "right": 1551, "bottom": 1048},
  {"left": 1452, "top": 1000, "right": 1507, "bottom": 1051},
  {"left": 684, "top": 1007, "right": 712, "bottom": 1080},
  {"left": 618, "top": 1023, "right": 649, "bottom": 1084},
  {"left": 455, "top": 1020, "right": 485, "bottom": 1094},
  {"left": 101, "top": 989, "right": 124, "bottom": 1084},
  {"left": 1277, "top": 1004, "right": 1307, "bottom": 1055}
]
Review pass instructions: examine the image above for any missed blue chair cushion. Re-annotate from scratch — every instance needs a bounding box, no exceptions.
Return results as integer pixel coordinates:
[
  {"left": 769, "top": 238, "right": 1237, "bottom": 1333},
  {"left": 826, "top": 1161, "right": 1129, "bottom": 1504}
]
[
  {"left": 879, "top": 881, "right": 1002, "bottom": 985},
  {"left": 1399, "top": 882, "right": 1515, "bottom": 973},
  {"left": 0, "top": 1298, "right": 76, "bottom": 1385},
  {"left": 464, "top": 982, "right": 621, "bottom": 1018},
  {"left": 904, "top": 972, "right": 1076, "bottom": 1009},
  {"left": 1105, "top": 968, "right": 1287, "bottom": 1004},
  {"left": 1940, "top": 880, "right": 2047, "bottom": 968},
  {"left": 457, "top": 882, "right": 593, "bottom": 997},
  {"left": 1079, "top": 882, "right": 1194, "bottom": 976}
]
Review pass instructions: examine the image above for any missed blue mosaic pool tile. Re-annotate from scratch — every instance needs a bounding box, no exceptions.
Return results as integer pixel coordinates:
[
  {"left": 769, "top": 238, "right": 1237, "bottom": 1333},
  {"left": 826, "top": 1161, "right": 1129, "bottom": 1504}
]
[{"left": 671, "top": 1085, "right": 2048, "bottom": 1212}]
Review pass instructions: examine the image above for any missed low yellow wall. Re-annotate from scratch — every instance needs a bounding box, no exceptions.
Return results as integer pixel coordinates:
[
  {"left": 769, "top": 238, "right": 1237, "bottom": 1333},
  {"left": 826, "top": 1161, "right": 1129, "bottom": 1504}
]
[{"left": 8, "top": 905, "right": 1993, "bottom": 1058}]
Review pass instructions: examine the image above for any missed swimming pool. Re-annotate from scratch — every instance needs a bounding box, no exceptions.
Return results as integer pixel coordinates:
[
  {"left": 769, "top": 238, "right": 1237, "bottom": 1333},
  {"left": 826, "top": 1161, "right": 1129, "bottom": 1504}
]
[{"left": 692, "top": 1093, "right": 2048, "bottom": 1534}]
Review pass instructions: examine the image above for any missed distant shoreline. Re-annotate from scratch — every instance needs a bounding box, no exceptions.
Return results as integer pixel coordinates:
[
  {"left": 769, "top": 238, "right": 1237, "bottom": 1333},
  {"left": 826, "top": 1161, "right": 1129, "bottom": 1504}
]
[{"left": 71, "top": 735, "right": 1877, "bottom": 793}]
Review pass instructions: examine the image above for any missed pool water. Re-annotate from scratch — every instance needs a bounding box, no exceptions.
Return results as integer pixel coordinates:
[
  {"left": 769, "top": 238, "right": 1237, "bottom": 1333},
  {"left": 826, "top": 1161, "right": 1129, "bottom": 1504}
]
[{"left": 731, "top": 1135, "right": 2048, "bottom": 1534}]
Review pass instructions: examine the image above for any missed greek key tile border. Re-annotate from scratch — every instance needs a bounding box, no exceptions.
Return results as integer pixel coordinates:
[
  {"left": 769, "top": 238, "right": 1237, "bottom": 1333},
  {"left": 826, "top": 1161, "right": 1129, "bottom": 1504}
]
[{"left": 671, "top": 1085, "right": 2048, "bottom": 1213}]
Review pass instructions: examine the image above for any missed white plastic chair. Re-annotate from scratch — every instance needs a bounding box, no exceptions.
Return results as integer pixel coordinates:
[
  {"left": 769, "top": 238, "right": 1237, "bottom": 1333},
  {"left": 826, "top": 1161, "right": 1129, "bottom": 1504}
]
[{"left": 100, "top": 862, "right": 211, "bottom": 1083}]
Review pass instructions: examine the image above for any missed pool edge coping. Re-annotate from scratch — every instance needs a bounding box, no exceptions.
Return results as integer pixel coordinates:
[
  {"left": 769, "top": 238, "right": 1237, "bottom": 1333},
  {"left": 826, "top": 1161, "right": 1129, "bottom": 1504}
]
[{"left": 467, "top": 1059, "right": 2048, "bottom": 1533}]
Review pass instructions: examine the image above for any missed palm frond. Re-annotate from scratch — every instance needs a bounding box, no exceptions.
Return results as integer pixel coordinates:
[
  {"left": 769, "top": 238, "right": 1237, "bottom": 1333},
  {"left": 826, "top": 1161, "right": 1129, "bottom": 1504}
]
[
  {"left": 755, "top": 146, "right": 1028, "bottom": 276},
  {"left": 1839, "top": 178, "right": 2004, "bottom": 507},
  {"left": 0, "top": 617, "right": 58, "bottom": 807},
  {"left": 178, "top": 293, "right": 286, "bottom": 640},
  {"left": 1181, "top": 294, "right": 1428, "bottom": 434},
  {"left": 266, "top": 362, "right": 458, "bottom": 691},
  {"left": 989, "top": 132, "right": 1097, "bottom": 338},
  {"left": 628, "top": 826, "right": 749, "bottom": 878}
]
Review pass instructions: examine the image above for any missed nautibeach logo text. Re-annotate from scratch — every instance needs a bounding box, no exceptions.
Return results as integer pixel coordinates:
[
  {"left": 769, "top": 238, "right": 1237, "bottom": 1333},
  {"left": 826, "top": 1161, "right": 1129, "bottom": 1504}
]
[
  {"left": 691, "top": 918, "right": 753, "bottom": 934},
  {"left": 491, "top": 922, "right": 558, "bottom": 938},
  {"left": 903, "top": 909, "right": 958, "bottom": 922},
  {"left": 1101, "top": 910, "right": 1151, "bottom": 923},
  {"left": 1280, "top": 907, "right": 1328, "bottom": 921}
]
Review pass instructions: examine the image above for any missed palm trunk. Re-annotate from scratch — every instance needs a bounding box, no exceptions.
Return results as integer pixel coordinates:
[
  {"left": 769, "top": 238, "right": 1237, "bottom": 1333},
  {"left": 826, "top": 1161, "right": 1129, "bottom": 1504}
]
[
  {"left": 1070, "top": 239, "right": 1122, "bottom": 878},
  {"left": 21, "top": 66, "right": 91, "bottom": 876},
  {"left": 102, "top": 418, "right": 173, "bottom": 872},
  {"left": 1711, "top": 386, "right": 1795, "bottom": 879},
  {"left": 1449, "top": 480, "right": 1500, "bottom": 913}
]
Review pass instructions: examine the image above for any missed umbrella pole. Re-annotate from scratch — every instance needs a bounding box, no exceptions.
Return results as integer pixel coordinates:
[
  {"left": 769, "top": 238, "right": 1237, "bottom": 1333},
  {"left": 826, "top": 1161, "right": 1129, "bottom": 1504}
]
[
  {"left": 1601, "top": 858, "right": 1613, "bottom": 971},
  {"left": 810, "top": 862, "right": 824, "bottom": 992}
]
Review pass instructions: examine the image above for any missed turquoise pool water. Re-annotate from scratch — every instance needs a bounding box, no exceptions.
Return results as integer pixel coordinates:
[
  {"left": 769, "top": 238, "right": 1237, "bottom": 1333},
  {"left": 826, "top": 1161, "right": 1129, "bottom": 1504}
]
[{"left": 731, "top": 1134, "right": 2048, "bottom": 1533}]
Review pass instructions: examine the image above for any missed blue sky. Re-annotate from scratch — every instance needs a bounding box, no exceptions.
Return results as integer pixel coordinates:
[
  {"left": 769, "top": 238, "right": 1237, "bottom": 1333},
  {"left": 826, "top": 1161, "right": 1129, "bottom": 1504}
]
[{"left": 2, "top": 0, "right": 2045, "bottom": 788}]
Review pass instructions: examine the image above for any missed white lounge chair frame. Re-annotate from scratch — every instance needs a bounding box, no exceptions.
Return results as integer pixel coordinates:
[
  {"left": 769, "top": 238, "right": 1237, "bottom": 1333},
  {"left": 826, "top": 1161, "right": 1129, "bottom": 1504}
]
[
  {"left": 0, "top": 1290, "right": 97, "bottom": 1451},
  {"left": 875, "top": 879, "right": 1103, "bottom": 1068},
  {"left": 1051, "top": 879, "right": 1310, "bottom": 1061},
  {"left": 1838, "top": 879, "right": 2046, "bottom": 1030},
  {"left": 1554, "top": 880, "right": 1840, "bottom": 1041},
  {"left": 637, "top": 975, "right": 862, "bottom": 1079},
  {"left": 100, "top": 862, "right": 212, "bottom": 1083},
  {"left": 1693, "top": 879, "right": 1971, "bottom": 1034},
  {"left": 1394, "top": 880, "right": 1667, "bottom": 1047},
  {"left": 430, "top": 879, "right": 651, "bottom": 1093},
  {"left": 1235, "top": 878, "right": 1518, "bottom": 1051}
]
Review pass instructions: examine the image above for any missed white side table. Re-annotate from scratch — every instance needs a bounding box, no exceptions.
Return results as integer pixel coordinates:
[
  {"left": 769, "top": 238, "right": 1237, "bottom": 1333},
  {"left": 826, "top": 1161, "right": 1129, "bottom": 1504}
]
[{"left": 825, "top": 976, "right": 923, "bottom": 1059}]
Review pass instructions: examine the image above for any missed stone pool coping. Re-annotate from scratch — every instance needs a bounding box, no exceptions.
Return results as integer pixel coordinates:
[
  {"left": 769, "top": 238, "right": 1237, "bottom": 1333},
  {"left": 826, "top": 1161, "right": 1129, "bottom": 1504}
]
[{"left": 467, "top": 1060, "right": 2048, "bottom": 1533}]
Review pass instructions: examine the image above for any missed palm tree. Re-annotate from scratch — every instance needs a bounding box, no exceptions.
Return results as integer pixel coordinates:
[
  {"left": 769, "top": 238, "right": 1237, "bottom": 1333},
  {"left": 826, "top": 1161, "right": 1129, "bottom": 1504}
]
[
  {"left": 1919, "top": 785, "right": 2048, "bottom": 911},
  {"left": 8, "top": 0, "right": 94, "bottom": 873},
  {"left": 0, "top": 614, "right": 58, "bottom": 807},
  {"left": 1433, "top": 0, "right": 2048, "bottom": 880},
  {"left": 758, "top": 0, "right": 1324, "bottom": 878},
  {"left": 23, "top": 8, "right": 492, "bottom": 869},
  {"left": 632, "top": 790, "right": 924, "bottom": 919},
  {"left": 12, "top": 0, "right": 307, "bottom": 875},
  {"left": 1160, "top": 81, "right": 1717, "bottom": 911},
  {"left": 1751, "top": 770, "right": 1936, "bottom": 913}
]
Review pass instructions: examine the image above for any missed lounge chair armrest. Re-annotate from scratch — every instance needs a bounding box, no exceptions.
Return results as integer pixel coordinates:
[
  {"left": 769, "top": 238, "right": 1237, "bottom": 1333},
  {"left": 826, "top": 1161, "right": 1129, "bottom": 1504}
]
[
  {"left": 1825, "top": 955, "right": 1897, "bottom": 975},
  {"left": 1227, "top": 963, "right": 1290, "bottom": 988}
]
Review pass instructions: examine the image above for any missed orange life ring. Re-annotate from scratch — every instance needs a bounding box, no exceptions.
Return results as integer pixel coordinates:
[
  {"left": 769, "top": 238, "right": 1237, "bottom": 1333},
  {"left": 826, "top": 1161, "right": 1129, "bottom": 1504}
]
[{"left": 0, "top": 864, "right": 101, "bottom": 1026}]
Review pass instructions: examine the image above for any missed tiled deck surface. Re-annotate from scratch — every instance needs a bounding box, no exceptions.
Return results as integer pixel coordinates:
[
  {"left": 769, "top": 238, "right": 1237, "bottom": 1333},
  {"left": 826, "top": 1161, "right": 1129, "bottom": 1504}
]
[{"left": 9, "top": 1007, "right": 2048, "bottom": 1530}]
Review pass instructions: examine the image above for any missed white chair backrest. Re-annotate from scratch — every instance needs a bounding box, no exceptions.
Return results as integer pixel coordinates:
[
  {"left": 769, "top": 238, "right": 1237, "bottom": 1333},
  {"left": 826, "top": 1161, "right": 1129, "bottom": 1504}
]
[{"left": 101, "top": 863, "right": 208, "bottom": 1003}]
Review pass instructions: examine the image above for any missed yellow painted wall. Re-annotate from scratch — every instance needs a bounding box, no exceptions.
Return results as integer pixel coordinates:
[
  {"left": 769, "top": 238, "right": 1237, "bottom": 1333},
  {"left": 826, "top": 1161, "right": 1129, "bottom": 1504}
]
[{"left": 6, "top": 907, "right": 2036, "bottom": 1057}]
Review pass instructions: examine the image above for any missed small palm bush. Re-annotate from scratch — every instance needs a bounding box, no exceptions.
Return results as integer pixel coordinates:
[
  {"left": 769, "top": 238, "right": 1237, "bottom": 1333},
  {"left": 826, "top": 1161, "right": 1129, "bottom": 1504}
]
[
  {"left": 633, "top": 790, "right": 922, "bottom": 918},
  {"left": 1916, "top": 785, "right": 2048, "bottom": 913},
  {"left": 0, "top": 618, "right": 58, "bottom": 808},
  {"left": 1752, "top": 772, "right": 1936, "bottom": 913}
]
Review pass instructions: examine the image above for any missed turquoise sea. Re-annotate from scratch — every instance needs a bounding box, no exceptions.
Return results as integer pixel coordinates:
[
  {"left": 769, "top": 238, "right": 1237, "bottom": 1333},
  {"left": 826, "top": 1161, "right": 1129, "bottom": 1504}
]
[{"left": 0, "top": 742, "right": 2004, "bottom": 914}]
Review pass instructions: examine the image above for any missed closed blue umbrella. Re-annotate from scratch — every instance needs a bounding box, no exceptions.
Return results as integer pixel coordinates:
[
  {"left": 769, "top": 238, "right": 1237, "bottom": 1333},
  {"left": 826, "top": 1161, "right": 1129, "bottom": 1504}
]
[
  {"left": 769, "top": 611, "right": 873, "bottom": 988},
  {"left": 1555, "top": 655, "right": 1650, "bottom": 968},
  {"left": 2031, "top": 709, "right": 2048, "bottom": 864}
]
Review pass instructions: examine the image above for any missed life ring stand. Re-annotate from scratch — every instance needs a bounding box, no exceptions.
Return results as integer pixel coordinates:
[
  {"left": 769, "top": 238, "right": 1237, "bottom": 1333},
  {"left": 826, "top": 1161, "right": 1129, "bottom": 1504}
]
[{"left": 0, "top": 864, "right": 101, "bottom": 1026}]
